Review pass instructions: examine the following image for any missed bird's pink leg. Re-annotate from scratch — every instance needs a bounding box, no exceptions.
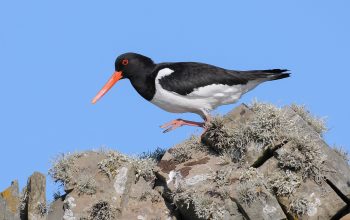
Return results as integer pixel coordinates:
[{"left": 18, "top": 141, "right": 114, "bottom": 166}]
[{"left": 160, "top": 119, "right": 205, "bottom": 133}]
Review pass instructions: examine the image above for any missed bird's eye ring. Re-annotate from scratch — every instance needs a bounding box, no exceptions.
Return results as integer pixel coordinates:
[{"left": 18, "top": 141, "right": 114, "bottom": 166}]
[{"left": 122, "top": 59, "right": 129, "bottom": 65}]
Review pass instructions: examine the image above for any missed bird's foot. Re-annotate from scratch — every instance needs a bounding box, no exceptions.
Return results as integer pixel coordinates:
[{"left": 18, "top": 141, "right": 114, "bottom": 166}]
[{"left": 160, "top": 119, "right": 205, "bottom": 133}]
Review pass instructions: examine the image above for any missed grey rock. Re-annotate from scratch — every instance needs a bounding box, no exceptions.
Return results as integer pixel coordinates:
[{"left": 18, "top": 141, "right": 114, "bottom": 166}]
[
  {"left": 1, "top": 195, "right": 18, "bottom": 220},
  {"left": 27, "top": 172, "right": 46, "bottom": 220},
  {"left": 0, "top": 180, "right": 19, "bottom": 218}
]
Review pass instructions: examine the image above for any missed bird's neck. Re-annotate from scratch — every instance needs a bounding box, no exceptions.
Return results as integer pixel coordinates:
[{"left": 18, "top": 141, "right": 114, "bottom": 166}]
[{"left": 128, "top": 68, "right": 156, "bottom": 101}]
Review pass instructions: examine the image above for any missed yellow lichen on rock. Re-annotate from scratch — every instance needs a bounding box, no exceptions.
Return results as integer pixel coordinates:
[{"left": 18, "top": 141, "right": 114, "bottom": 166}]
[{"left": 0, "top": 180, "right": 19, "bottom": 214}]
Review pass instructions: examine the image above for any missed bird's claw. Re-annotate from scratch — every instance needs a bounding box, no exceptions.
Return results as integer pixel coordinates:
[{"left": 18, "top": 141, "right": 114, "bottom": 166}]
[
  {"left": 160, "top": 119, "right": 205, "bottom": 133},
  {"left": 160, "top": 119, "right": 183, "bottom": 133}
]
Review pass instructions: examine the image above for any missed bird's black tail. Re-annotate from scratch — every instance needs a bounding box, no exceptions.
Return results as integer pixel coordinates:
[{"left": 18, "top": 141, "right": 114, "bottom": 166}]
[
  {"left": 260, "top": 69, "right": 290, "bottom": 81},
  {"left": 242, "top": 69, "right": 290, "bottom": 81}
]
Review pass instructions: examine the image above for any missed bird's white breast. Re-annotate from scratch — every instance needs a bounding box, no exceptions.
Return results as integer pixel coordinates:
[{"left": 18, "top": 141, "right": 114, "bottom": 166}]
[{"left": 150, "top": 68, "right": 246, "bottom": 116}]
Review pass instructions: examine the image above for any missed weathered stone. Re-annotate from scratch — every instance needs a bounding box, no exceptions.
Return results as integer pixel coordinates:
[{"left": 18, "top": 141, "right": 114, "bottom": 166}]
[
  {"left": 47, "top": 197, "right": 64, "bottom": 220},
  {"left": 0, "top": 180, "right": 19, "bottom": 216},
  {"left": 121, "top": 177, "right": 179, "bottom": 219},
  {"left": 40, "top": 104, "right": 350, "bottom": 219},
  {"left": 0, "top": 195, "right": 20, "bottom": 220},
  {"left": 341, "top": 214, "right": 350, "bottom": 220},
  {"left": 283, "top": 107, "right": 350, "bottom": 197},
  {"left": 27, "top": 172, "right": 46, "bottom": 220}
]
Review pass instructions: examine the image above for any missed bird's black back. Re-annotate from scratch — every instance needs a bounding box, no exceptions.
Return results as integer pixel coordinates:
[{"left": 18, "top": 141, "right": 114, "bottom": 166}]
[{"left": 155, "top": 62, "right": 289, "bottom": 96}]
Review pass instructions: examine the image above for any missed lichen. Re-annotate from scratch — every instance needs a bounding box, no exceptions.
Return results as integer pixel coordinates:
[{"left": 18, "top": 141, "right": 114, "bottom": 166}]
[
  {"left": 289, "top": 197, "right": 310, "bottom": 217},
  {"left": 204, "top": 101, "right": 296, "bottom": 163},
  {"left": 85, "top": 201, "right": 119, "bottom": 220},
  {"left": 138, "top": 147, "right": 166, "bottom": 162},
  {"left": 76, "top": 175, "right": 97, "bottom": 195},
  {"left": 276, "top": 135, "right": 326, "bottom": 183},
  {"left": 170, "top": 136, "right": 201, "bottom": 163},
  {"left": 213, "top": 167, "right": 233, "bottom": 187},
  {"left": 290, "top": 104, "right": 327, "bottom": 136},
  {"left": 97, "top": 151, "right": 130, "bottom": 179},
  {"left": 49, "top": 152, "right": 83, "bottom": 186},
  {"left": 237, "top": 168, "right": 267, "bottom": 205},
  {"left": 173, "top": 191, "right": 226, "bottom": 220},
  {"left": 268, "top": 170, "right": 301, "bottom": 197},
  {"left": 332, "top": 145, "right": 349, "bottom": 163},
  {"left": 36, "top": 202, "right": 47, "bottom": 217},
  {"left": 131, "top": 157, "right": 156, "bottom": 183}
]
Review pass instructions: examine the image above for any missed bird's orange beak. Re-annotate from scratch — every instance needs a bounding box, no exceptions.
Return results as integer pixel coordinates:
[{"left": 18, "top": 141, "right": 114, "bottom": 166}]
[{"left": 92, "top": 71, "right": 123, "bottom": 104}]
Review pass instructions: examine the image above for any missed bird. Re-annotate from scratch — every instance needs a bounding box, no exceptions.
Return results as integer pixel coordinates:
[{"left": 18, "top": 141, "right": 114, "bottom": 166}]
[{"left": 92, "top": 52, "right": 290, "bottom": 133}]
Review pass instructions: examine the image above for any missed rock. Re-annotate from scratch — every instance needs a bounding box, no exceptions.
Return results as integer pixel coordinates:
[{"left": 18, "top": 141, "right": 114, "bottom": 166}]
[
  {"left": 27, "top": 172, "right": 46, "bottom": 220},
  {"left": 6, "top": 102, "right": 349, "bottom": 219},
  {"left": 1, "top": 194, "right": 20, "bottom": 220},
  {"left": 341, "top": 214, "right": 350, "bottom": 220},
  {"left": 0, "top": 180, "right": 19, "bottom": 218},
  {"left": 46, "top": 151, "right": 178, "bottom": 219},
  {"left": 47, "top": 197, "right": 64, "bottom": 220}
]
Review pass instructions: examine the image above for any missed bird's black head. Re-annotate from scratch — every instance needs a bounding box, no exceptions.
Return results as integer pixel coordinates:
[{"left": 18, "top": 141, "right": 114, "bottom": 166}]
[
  {"left": 114, "top": 52, "right": 155, "bottom": 79},
  {"left": 92, "top": 52, "right": 155, "bottom": 104}
]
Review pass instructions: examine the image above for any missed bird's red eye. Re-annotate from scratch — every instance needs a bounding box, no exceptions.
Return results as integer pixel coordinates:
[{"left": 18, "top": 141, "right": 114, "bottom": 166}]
[{"left": 122, "top": 59, "right": 129, "bottom": 65}]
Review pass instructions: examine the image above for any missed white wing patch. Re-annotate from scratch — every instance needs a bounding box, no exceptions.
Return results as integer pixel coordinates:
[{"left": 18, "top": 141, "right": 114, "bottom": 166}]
[{"left": 156, "top": 68, "right": 174, "bottom": 81}]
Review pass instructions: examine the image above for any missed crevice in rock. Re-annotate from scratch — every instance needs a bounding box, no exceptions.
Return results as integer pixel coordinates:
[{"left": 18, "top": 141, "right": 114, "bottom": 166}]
[
  {"left": 330, "top": 205, "right": 350, "bottom": 220},
  {"left": 275, "top": 197, "right": 293, "bottom": 220},
  {"left": 251, "top": 141, "right": 287, "bottom": 168},
  {"left": 153, "top": 172, "right": 183, "bottom": 218},
  {"left": 325, "top": 178, "right": 350, "bottom": 205},
  {"left": 230, "top": 197, "right": 251, "bottom": 220}
]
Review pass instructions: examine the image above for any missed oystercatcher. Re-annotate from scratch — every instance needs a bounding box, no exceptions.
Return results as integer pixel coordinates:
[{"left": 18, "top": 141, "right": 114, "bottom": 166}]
[{"left": 92, "top": 53, "right": 290, "bottom": 133}]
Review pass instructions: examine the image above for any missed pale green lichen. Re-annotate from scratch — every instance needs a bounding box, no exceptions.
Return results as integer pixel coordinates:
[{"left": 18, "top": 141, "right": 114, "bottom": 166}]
[
  {"left": 173, "top": 191, "right": 226, "bottom": 220},
  {"left": 289, "top": 197, "right": 310, "bottom": 217},
  {"left": 268, "top": 170, "right": 301, "bottom": 197},
  {"left": 49, "top": 152, "right": 83, "bottom": 185},
  {"left": 97, "top": 151, "right": 130, "bottom": 179},
  {"left": 237, "top": 168, "right": 267, "bottom": 205},
  {"left": 290, "top": 104, "right": 327, "bottom": 136},
  {"left": 277, "top": 135, "right": 326, "bottom": 183},
  {"left": 85, "top": 201, "right": 119, "bottom": 220},
  {"left": 76, "top": 175, "right": 97, "bottom": 196},
  {"left": 332, "top": 145, "right": 349, "bottom": 163},
  {"left": 138, "top": 147, "right": 166, "bottom": 162}
]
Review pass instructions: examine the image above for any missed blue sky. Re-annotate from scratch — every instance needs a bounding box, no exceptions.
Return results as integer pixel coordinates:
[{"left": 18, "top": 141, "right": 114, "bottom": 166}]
[{"left": 0, "top": 1, "right": 349, "bottom": 199}]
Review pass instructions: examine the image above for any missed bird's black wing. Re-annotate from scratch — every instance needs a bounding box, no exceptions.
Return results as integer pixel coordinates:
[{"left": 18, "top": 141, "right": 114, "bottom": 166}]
[{"left": 154, "top": 62, "right": 248, "bottom": 96}]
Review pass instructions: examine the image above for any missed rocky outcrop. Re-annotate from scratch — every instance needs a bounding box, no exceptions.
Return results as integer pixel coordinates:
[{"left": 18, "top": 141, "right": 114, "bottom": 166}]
[
  {"left": 0, "top": 181, "right": 19, "bottom": 220},
  {"left": 1, "top": 102, "right": 350, "bottom": 219}
]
